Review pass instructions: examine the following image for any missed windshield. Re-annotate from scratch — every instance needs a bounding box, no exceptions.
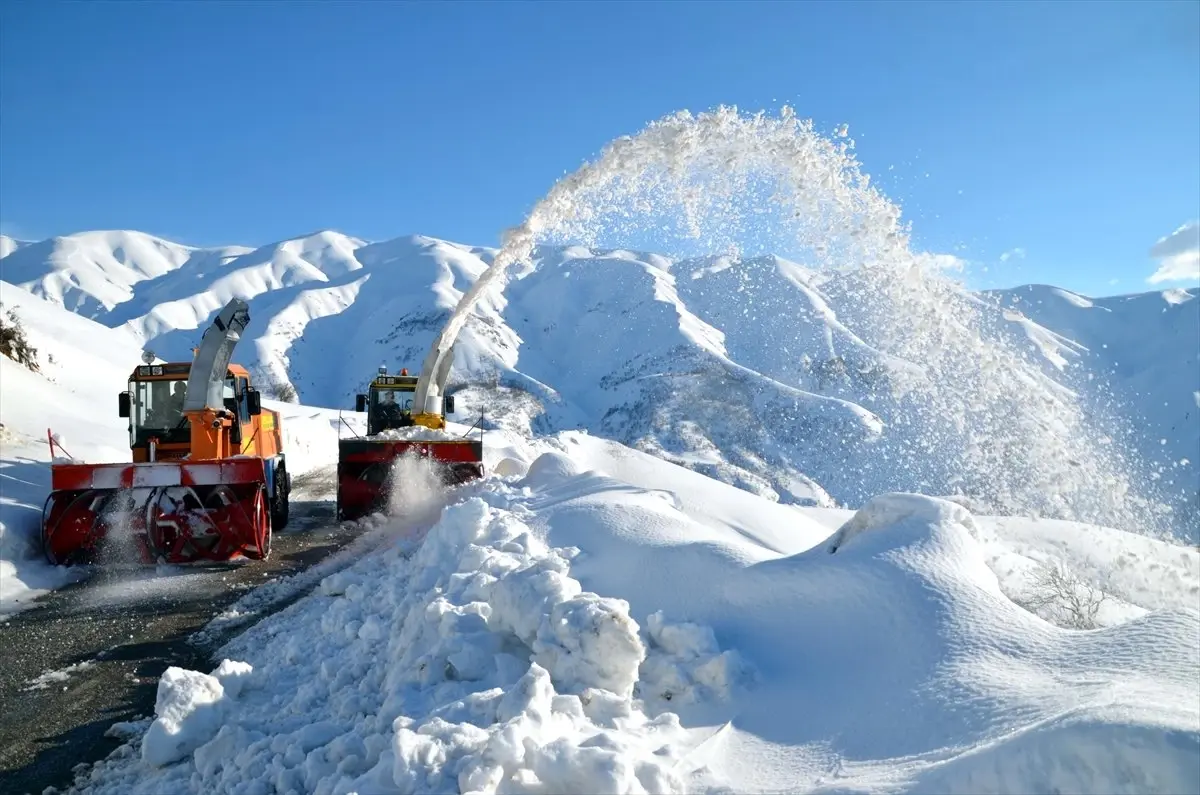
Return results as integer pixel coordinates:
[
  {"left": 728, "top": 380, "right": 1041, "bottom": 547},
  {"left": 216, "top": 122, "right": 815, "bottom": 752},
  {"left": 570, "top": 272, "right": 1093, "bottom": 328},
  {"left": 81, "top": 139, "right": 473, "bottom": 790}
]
[
  {"left": 373, "top": 388, "right": 415, "bottom": 413},
  {"left": 131, "top": 378, "right": 189, "bottom": 444},
  {"left": 370, "top": 387, "right": 415, "bottom": 433},
  {"left": 130, "top": 377, "right": 237, "bottom": 444}
]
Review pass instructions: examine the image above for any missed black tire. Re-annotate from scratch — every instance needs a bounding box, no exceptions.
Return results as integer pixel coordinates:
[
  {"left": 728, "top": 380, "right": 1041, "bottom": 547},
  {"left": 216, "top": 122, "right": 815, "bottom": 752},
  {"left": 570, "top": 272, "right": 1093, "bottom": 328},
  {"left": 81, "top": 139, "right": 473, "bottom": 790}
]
[{"left": 271, "top": 464, "right": 290, "bottom": 532}]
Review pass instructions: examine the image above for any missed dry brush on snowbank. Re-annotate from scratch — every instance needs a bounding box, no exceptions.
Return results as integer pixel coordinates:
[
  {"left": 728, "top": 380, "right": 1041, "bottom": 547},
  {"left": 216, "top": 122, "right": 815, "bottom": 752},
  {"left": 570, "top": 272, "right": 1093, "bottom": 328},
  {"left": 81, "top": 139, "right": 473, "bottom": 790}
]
[{"left": 0, "top": 304, "right": 40, "bottom": 372}]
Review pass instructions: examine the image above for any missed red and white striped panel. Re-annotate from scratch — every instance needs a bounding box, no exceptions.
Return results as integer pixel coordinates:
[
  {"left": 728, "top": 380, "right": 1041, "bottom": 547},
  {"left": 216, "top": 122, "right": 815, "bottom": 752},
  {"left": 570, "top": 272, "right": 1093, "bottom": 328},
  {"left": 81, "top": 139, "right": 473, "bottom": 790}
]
[{"left": 50, "top": 458, "right": 267, "bottom": 491}]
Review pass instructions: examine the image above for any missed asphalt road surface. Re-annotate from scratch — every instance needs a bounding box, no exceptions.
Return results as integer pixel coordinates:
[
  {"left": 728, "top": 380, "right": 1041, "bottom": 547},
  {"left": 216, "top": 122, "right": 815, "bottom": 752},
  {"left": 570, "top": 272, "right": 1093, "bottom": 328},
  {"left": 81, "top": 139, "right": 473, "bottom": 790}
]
[{"left": 0, "top": 501, "right": 364, "bottom": 795}]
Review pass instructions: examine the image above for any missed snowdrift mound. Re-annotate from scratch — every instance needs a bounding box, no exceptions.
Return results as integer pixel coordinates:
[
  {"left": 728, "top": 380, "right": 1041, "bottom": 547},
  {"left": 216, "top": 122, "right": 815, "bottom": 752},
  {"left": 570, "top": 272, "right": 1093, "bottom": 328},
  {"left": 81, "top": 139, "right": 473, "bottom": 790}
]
[
  {"left": 517, "top": 446, "right": 1199, "bottom": 793},
  {"left": 64, "top": 437, "right": 1199, "bottom": 795}
]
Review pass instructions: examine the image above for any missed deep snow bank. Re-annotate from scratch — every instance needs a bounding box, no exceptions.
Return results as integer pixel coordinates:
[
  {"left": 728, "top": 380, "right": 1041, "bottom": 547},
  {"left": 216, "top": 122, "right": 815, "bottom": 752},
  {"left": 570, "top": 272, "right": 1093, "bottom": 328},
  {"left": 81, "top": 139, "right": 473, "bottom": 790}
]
[
  {"left": 0, "top": 281, "right": 146, "bottom": 614},
  {"left": 511, "top": 446, "right": 1199, "bottom": 793},
  {"left": 61, "top": 435, "right": 1199, "bottom": 795},
  {"left": 63, "top": 476, "right": 749, "bottom": 794}
]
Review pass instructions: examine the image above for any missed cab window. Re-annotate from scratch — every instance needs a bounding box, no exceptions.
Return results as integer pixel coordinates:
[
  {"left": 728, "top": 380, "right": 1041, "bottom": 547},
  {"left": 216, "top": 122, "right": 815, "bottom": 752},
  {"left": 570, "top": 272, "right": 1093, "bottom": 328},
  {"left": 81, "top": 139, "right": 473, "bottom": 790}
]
[
  {"left": 369, "top": 387, "right": 415, "bottom": 433},
  {"left": 237, "top": 377, "right": 250, "bottom": 423},
  {"left": 130, "top": 378, "right": 190, "bottom": 444}
]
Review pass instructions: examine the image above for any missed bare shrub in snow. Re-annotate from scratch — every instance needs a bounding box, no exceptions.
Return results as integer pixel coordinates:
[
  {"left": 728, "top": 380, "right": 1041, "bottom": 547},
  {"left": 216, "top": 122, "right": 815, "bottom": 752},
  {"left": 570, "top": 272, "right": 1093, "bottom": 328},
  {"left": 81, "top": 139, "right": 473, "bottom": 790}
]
[
  {"left": 801, "top": 354, "right": 850, "bottom": 390},
  {"left": 266, "top": 379, "right": 298, "bottom": 403},
  {"left": 1017, "top": 560, "right": 1107, "bottom": 630},
  {"left": 250, "top": 367, "right": 298, "bottom": 402},
  {"left": 0, "top": 306, "right": 39, "bottom": 372}
]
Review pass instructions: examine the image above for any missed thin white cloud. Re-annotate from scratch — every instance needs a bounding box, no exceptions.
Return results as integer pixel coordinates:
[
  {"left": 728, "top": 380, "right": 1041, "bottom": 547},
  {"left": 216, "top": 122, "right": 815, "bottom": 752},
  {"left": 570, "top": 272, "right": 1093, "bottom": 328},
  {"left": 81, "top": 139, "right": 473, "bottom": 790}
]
[
  {"left": 999, "top": 247, "right": 1026, "bottom": 263},
  {"left": 1148, "top": 221, "right": 1200, "bottom": 284},
  {"left": 916, "top": 251, "right": 966, "bottom": 272}
]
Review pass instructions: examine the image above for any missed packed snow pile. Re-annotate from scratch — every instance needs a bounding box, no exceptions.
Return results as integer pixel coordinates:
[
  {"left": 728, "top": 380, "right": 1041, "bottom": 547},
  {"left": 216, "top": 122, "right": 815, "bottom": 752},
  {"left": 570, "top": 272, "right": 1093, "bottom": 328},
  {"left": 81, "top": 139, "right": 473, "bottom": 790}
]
[
  {"left": 61, "top": 464, "right": 747, "bottom": 793},
  {"left": 370, "top": 425, "right": 464, "bottom": 442},
  {"left": 57, "top": 433, "right": 1199, "bottom": 794}
]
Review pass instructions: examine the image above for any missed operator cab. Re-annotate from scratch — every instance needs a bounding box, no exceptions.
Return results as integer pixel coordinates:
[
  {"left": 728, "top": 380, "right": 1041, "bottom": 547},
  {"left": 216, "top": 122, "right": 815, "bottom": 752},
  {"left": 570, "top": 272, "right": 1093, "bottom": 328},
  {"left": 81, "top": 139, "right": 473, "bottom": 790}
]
[
  {"left": 355, "top": 366, "right": 455, "bottom": 436},
  {"left": 118, "top": 360, "right": 262, "bottom": 461}
]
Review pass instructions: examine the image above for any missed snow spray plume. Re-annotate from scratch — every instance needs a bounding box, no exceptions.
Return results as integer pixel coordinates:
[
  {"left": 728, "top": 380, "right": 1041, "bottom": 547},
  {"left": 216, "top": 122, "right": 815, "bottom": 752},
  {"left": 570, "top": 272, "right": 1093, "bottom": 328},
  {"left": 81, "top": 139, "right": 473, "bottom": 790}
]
[
  {"left": 385, "top": 451, "right": 448, "bottom": 527},
  {"left": 428, "top": 106, "right": 1183, "bottom": 539},
  {"left": 93, "top": 499, "right": 143, "bottom": 569}
]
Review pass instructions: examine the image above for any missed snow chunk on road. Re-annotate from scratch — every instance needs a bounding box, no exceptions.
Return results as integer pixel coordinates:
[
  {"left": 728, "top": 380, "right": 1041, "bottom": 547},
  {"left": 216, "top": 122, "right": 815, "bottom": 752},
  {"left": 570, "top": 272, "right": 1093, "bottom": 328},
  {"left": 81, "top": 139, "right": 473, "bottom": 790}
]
[{"left": 141, "top": 661, "right": 254, "bottom": 767}]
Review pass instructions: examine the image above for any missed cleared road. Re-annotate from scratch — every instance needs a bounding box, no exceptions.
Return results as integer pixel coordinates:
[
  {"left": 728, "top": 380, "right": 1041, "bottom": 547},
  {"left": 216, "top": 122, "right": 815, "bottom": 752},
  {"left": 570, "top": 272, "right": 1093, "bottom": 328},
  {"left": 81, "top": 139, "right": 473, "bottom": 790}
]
[{"left": 0, "top": 502, "right": 364, "bottom": 795}]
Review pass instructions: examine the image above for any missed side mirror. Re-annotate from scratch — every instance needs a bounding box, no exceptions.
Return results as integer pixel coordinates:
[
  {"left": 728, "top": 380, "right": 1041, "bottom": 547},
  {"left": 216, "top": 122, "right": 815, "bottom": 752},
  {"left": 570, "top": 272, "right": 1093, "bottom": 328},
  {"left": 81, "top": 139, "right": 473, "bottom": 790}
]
[
  {"left": 355, "top": 394, "right": 367, "bottom": 413},
  {"left": 443, "top": 395, "right": 455, "bottom": 415},
  {"left": 118, "top": 391, "right": 131, "bottom": 418},
  {"left": 247, "top": 388, "right": 262, "bottom": 416}
]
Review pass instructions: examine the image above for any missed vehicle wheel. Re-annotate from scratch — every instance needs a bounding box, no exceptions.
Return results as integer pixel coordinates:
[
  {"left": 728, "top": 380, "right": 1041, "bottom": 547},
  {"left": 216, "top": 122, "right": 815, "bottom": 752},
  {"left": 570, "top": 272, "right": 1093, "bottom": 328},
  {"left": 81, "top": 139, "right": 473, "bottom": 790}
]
[
  {"left": 237, "top": 484, "right": 271, "bottom": 561},
  {"left": 271, "top": 465, "right": 290, "bottom": 531},
  {"left": 253, "top": 484, "right": 272, "bottom": 560}
]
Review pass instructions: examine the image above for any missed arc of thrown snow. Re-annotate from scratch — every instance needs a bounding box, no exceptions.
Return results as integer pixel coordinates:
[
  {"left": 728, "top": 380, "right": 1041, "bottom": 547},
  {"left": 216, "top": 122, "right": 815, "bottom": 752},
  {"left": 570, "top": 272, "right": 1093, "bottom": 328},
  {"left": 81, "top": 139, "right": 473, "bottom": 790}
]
[{"left": 409, "top": 135, "right": 629, "bottom": 412}]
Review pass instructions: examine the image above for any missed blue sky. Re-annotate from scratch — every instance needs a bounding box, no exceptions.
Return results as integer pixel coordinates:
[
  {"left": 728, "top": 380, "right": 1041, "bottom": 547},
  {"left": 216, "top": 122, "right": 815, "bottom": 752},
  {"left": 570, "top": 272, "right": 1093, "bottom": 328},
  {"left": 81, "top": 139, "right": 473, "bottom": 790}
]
[{"left": 1, "top": 0, "right": 1196, "bottom": 295}]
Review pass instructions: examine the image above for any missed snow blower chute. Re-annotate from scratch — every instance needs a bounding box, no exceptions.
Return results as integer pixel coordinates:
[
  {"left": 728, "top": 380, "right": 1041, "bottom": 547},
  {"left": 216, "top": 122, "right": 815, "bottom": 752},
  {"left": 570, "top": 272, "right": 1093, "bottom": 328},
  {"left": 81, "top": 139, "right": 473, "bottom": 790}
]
[
  {"left": 41, "top": 298, "right": 291, "bottom": 565},
  {"left": 336, "top": 356, "right": 483, "bottom": 522}
]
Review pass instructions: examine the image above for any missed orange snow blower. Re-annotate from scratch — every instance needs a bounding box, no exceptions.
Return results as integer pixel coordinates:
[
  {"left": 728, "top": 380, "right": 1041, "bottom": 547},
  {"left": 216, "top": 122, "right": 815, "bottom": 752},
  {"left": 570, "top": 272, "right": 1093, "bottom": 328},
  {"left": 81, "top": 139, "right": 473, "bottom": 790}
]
[
  {"left": 41, "top": 298, "right": 291, "bottom": 565},
  {"left": 336, "top": 364, "right": 483, "bottom": 521}
]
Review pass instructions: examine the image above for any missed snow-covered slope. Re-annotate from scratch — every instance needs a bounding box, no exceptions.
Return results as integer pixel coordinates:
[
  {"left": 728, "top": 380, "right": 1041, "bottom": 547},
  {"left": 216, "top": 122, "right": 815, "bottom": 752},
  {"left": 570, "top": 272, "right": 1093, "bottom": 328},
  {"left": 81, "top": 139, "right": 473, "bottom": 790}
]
[
  {"left": 0, "top": 280, "right": 148, "bottom": 610},
  {"left": 0, "top": 230, "right": 251, "bottom": 319},
  {"left": 0, "top": 234, "right": 29, "bottom": 260},
  {"left": 2, "top": 230, "right": 1197, "bottom": 541},
  {"left": 58, "top": 435, "right": 1200, "bottom": 795},
  {"left": 987, "top": 285, "right": 1200, "bottom": 499}
]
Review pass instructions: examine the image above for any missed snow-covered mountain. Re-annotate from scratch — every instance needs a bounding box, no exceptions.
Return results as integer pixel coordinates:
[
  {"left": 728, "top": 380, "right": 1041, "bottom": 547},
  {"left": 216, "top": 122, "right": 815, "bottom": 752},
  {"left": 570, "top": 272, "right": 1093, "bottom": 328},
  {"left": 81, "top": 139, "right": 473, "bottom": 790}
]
[
  {"left": 2, "top": 233, "right": 1198, "bottom": 795},
  {"left": 987, "top": 284, "right": 1199, "bottom": 497},
  {"left": 2, "top": 229, "right": 1197, "bottom": 539}
]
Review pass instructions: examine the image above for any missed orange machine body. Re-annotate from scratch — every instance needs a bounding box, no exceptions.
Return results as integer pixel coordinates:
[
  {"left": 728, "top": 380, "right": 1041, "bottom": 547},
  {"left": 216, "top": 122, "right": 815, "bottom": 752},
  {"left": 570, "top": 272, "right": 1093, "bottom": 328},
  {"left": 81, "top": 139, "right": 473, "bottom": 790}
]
[{"left": 42, "top": 359, "right": 291, "bottom": 566}]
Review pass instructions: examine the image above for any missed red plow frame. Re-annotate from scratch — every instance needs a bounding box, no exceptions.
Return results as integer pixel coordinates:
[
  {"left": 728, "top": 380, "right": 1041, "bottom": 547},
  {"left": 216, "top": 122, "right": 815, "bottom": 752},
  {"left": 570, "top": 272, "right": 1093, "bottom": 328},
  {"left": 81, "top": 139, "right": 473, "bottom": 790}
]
[
  {"left": 41, "top": 456, "right": 271, "bottom": 566},
  {"left": 336, "top": 438, "right": 484, "bottom": 522}
]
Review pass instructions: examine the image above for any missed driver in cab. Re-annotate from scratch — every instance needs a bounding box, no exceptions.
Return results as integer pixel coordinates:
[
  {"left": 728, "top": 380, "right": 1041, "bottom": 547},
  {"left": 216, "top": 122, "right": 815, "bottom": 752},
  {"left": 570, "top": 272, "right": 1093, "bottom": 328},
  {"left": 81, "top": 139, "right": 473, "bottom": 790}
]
[{"left": 377, "top": 390, "right": 414, "bottom": 429}]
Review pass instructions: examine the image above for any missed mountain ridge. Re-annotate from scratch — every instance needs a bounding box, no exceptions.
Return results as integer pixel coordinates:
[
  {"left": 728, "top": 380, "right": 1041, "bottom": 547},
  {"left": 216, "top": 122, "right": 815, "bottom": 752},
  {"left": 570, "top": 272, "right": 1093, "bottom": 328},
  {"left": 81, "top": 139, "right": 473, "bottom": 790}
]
[
  {"left": 6, "top": 227, "right": 1192, "bottom": 304},
  {"left": 2, "top": 228, "right": 1196, "bottom": 538}
]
